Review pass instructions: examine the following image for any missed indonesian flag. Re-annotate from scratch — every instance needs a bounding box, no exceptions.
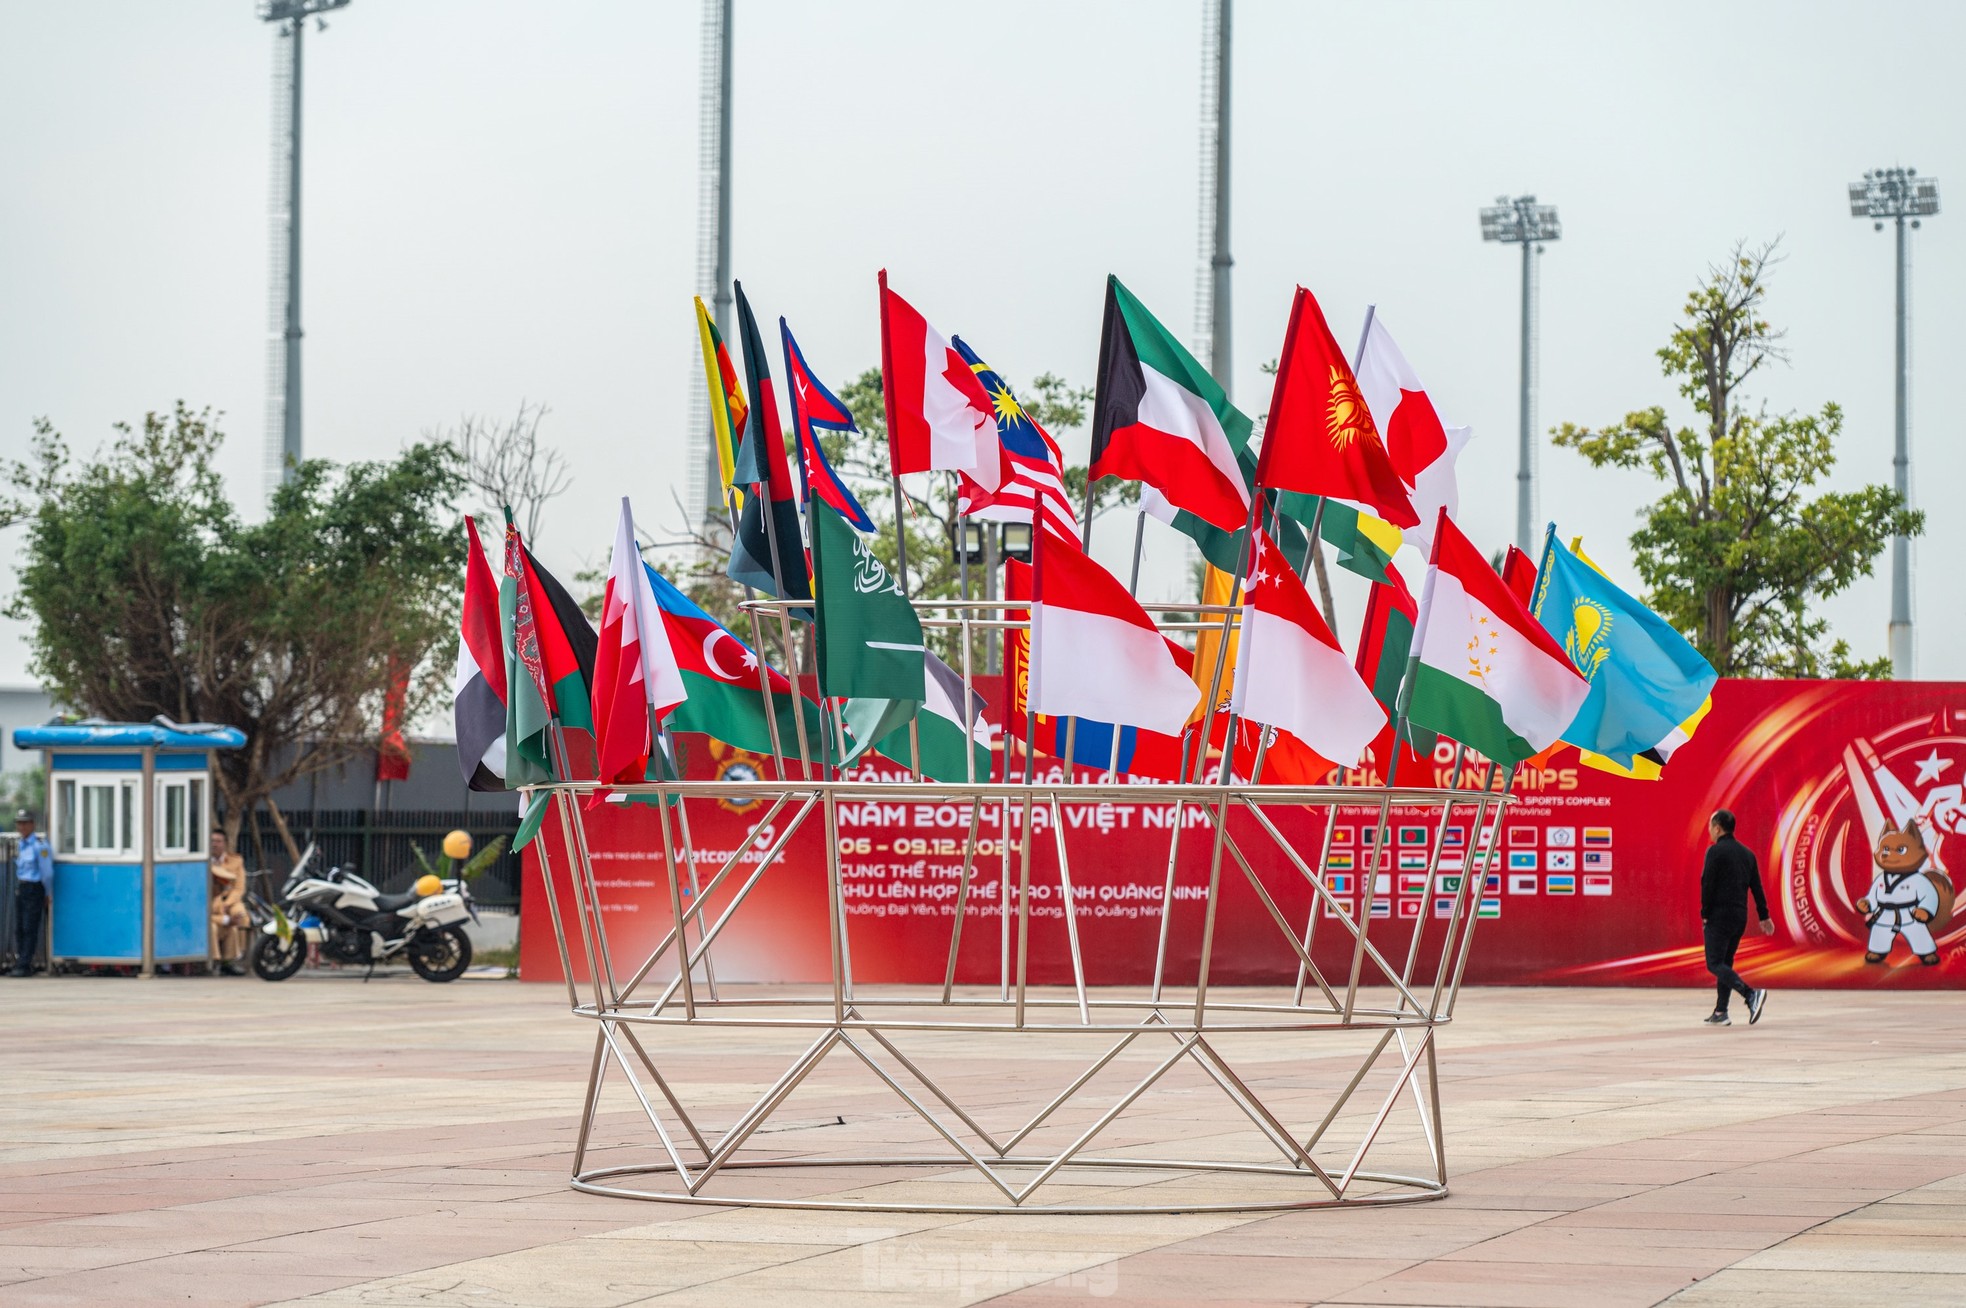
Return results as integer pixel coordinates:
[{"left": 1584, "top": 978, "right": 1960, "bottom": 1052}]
[
  {"left": 1231, "top": 529, "right": 1385, "bottom": 767},
  {"left": 878, "top": 273, "right": 1001, "bottom": 490},
  {"left": 1254, "top": 287, "right": 1418, "bottom": 529},
  {"left": 453, "top": 517, "right": 507, "bottom": 792},
  {"left": 1354, "top": 312, "right": 1468, "bottom": 552},
  {"left": 592, "top": 499, "right": 686, "bottom": 788},
  {"left": 1031, "top": 534, "right": 1200, "bottom": 735},
  {"left": 1407, "top": 512, "right": 1590, "bottom": 765},
  {"left": 1088, "top": 275, "right": 1251, "bottom": 532}
]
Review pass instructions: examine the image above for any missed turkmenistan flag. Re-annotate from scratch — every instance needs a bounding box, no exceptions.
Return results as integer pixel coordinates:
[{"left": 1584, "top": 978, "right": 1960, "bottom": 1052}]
[
  {"left": 644, "top": 564, "right": 823, "bottom": 762},
  {"left": 501, "top": 518, "right": 597, "bottom": 847},
  {"left": 875, "top": 651, "right": 989, "bottom": 782},
  {"left": 810, "top": 496, "right": 926, "bottom": 763}
]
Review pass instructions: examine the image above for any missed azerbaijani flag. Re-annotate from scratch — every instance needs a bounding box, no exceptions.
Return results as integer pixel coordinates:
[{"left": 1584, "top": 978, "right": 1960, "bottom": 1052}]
[
  {"left": 1088, "top": 275, "right": 1251, "bottom": 532},
  {"left": 1405, "top": 512, "right": 1590, "bottom": 765},
  {"left": 646, "top": 565, "right": 820, "bottom": 764}
]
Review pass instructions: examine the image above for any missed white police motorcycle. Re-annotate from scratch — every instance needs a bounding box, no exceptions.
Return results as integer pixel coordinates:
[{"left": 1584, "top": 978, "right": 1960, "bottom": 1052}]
[{"left": 250, "top": 856, "right": 478, "bottom": 983}]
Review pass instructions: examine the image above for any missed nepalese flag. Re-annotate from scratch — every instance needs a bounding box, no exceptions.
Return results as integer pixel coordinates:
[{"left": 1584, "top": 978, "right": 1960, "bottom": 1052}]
[
  {"left": 592, "top": 499, "right": 687, "bottom": 790},
  {"left": 645, "top": 565, "right": 823, "bottom": 763},
  {"left": 1001, "top": 560, "right": 1189, "bottom": 780},
  {"left": 780, "top": 318, "right": 876, "bottom": 532},
  {"left": 725, "top": 282, "right": 811, "bottom": 607},
  {"left": 877, "top": 272, "right": 1001, "bottom": 489},
  {"left": 1089, "top": 275, "right": 1252, "bottom": 532},
  {"left": 453, "top": 516, "right": 507, "bottom": 792},
  {"left": 951, "top": 338, "right": 1081, "bottom": 547}
]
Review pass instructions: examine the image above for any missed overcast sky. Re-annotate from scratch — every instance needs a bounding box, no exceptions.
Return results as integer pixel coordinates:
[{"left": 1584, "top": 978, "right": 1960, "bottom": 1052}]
[{"left": 2, "top": 0, "right": 1959, "bottom": 694}]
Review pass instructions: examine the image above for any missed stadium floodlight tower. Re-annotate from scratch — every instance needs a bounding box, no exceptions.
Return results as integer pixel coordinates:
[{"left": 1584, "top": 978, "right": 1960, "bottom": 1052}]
[
  {"left": 258, "top": 0, "right": 351, "bottom": 497},
  {"left": 1479, "top": 196, "right": 1561, "bottom": 553},
  {"left": 1848, "top": 166, "right": 1939, "bottom": 679}
]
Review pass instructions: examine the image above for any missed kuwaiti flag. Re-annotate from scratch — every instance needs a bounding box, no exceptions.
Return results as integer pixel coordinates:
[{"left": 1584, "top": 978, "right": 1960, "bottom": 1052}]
[
  {"left": 1255, "top": 288, "right": 1418, "bottom": 529},
  {"left": 592, "top": 499, "right": 687, "bottom": 789},
  {"left": 878, "top": 273, "right": 1001, "bottom": 489},
  {"left": 1031, "top": 533, "right": 1199, "bottom": 735},
  {"left": 1406, "top": 512, "right": 1590, "bottom": 765},
  {"left": 454, "top": 516, "right": 507, "bottom": 792},
  {"left": 1231, "top": 529, "right": 1385, "bottom": 767},
  {"left": 782, "top": 318, "right": 876, "bottom": 532},
  {"left": 1354, "top": 312, "right": 1469, "bottom": 552},
  {"left": 873, "top": 650, "right": 990, "bottom": 783},
  {"left": 1089, "top": 275, "right": 1251, "bottom": 532}
]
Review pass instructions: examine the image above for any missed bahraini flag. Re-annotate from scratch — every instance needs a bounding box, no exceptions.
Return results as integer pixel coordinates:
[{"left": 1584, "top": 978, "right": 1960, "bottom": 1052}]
[
  {"left": 1406, "top": 512, "right": 1590, "bottom": 765},
  {"left": 593, "top": 499, "right": 687, "bottom": 789}
]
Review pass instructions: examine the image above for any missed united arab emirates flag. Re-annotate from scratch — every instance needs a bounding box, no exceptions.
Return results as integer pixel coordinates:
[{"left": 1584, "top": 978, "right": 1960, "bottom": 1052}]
[
  {"left": 1406, "top": 514, "right": 1590, "bottom": 765},
  {"left": 1089, "top": 276, "right": 1252, "bottom": 532},
  {"left": 645, "top": 564, "right": 823, "bottom": 763},
  {"left": 873, "top": 650, "right": 989, "bottom": 783},
  {"left": 809, "top": 496, "right": 926, "bottom": 763}
]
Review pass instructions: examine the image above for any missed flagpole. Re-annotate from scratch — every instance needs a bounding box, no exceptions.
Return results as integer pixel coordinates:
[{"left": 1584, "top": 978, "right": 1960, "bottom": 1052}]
[
  {"left": 752, "top": 478, "right": 814, "bottom": 779},
  {"left": 889, "top": 474, "right": 911, "bottom": 594},
  {"left": 721, "top": 500, "right": 790, "bottom": 785},
  {"left": 662, "top": 726, "right": 719, "bottom": 1001}
]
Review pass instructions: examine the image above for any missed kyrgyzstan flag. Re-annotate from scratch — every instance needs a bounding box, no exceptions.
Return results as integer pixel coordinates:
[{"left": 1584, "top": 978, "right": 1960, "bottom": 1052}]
[
  {"left": 592, "top": 499, "right": 687, "bottom": 789},
  {"left": 878, "top": 273, "right": 1001, "bottom": 489},
  {"left": 1088, "top": 275, "right": 1251, "bottom": 532},
  {"left": 1231, "top": 529, "right": 1385, "bottom": 768},
  {"left": 1030, "top": 533, "right": 1199, "bottom": 735},
  {"left": 454, "top": 516, "right": 507, "bottom": 792},
  {"left": 1354, "top": 312, "right": 1468, "bottom": 552},
  {"left": 782, "top": 318, "right": 877, "bottom": 531},
  {"left": 1255, "top": 287, "right": 1418, "bottom": 529},
  {"left": 1407, "top": 512, "right": 1590, "bottom": 765}
]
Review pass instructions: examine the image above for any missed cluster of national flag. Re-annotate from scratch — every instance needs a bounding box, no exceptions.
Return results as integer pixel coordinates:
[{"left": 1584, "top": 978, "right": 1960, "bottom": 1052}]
[{"left": 450, "top": 270, "right": 1719, "bottom": 839}]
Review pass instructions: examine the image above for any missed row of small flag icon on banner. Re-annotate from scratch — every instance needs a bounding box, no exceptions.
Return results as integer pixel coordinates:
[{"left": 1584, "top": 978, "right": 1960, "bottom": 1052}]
[{"left": 1335, "top": 825, "right": 1615, "bottom": 848}]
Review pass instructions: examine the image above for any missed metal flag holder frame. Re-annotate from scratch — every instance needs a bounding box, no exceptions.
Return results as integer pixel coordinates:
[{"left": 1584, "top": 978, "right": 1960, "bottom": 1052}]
[{"left": 528, "top": 599, "right": 1516, "bottom": 1215}]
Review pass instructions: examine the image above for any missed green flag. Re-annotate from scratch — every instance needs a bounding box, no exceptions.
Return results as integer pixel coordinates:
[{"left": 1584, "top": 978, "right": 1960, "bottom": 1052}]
[{"left": 810, "top": 497, "right": 925, "bottom": 762}]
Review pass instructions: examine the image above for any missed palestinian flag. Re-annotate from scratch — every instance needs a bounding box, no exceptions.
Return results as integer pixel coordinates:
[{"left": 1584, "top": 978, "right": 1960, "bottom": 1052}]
[
  {"left": 1407, "top": 513, "right": 1590, "bottom": 765},
  {"left": 724, "top": 281, "right": 812, "bottom": 609},
  {"left": 454, "top": 516, "right": 507, "bottom": 792},
  {"left": 646, "top": 565, "right": 822, "bottom": 764},
  {"left": 694, "top": 296, "right": 748, "bottom": 511},
  {"left": 1089, "top": 275, "right": 1252, "bottom": 532},
  {"left": 873, "top": 651, "right": 990, "bottom": 783}
]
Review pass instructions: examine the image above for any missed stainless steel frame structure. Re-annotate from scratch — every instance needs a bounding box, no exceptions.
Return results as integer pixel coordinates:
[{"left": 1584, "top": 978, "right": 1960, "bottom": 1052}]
[{"left": 532, "top": 600, "right": 1514, "bottom": 1215}]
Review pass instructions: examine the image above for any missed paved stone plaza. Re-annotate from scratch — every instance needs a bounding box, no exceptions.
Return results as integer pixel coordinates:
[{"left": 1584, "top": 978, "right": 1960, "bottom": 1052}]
[{"left": 3, "top": 975, "right": 1962, "bottom": 1306}]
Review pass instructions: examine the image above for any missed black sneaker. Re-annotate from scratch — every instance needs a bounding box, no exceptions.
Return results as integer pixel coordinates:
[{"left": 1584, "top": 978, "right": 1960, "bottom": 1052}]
[
  {"left": 1702, "top": 1011, "right": 1731, "bottom": 1025},
  {"left": 1747, "top": 989, "right": 1768, "bottom": 1024}
]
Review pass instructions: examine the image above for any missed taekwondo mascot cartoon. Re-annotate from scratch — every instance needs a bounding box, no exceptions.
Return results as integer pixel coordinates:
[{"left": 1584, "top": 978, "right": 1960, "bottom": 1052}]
[{"left": 1857, "top": 820, "right": 1954, "bottom": 965}]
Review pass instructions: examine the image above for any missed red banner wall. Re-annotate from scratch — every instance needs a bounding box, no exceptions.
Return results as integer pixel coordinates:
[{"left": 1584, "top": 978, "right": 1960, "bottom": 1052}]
[{"left": 520, "top": 679, "right": 1966, "bottom": 989}]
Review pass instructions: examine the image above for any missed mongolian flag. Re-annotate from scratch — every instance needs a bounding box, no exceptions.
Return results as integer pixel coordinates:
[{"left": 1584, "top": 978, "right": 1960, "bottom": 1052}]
[
  {"left": 724, "top": 283, "right": 811, "bottom": 608},
  {"left": 694, "top": 296, "right": 748, "bottom": 511},
  {"left": 781, "top": 318, "right": 877, "bottom": 532}
]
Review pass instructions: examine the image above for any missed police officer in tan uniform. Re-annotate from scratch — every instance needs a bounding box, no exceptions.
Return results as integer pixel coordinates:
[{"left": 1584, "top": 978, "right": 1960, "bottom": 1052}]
[{"left": 209, "top": 828, "right": 249, "bottom": 976}]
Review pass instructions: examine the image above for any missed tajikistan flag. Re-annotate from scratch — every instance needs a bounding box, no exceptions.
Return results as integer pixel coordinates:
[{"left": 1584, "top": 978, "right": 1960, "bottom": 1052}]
[{"left": 1406, "top": 513, "right": 1590, "bottom": 765}]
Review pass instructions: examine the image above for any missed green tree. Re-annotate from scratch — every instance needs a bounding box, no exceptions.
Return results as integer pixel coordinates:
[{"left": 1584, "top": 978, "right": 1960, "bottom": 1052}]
[
  {"left": 1552, "top": 240, "right": 1921, "bottom": 678},
  {"left": 9, "top": 404, "right": 462, "bottom": 858}
]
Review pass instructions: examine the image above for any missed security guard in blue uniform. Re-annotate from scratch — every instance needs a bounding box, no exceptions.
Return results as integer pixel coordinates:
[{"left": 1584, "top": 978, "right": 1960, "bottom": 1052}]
[{"left": 12, "top": 810, "right": 52, "bottom": 976}]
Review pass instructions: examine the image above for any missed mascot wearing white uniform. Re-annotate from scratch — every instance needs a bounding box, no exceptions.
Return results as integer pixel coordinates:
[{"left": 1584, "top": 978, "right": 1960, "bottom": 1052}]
[{"left": 1857, "top": 820, "right": 1952, "bottom": 966}]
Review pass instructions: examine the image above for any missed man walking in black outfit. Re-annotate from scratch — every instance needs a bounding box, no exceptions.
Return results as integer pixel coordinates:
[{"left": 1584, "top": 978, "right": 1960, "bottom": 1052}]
[{"left": 1701, "top": 809, "right": 1772, "bottom": 1026}]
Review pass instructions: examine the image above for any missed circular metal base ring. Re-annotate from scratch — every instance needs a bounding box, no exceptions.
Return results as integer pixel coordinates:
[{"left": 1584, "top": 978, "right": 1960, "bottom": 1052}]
[{"left": 572, "top": 1156, "right": 1448, "bottom": 1215}]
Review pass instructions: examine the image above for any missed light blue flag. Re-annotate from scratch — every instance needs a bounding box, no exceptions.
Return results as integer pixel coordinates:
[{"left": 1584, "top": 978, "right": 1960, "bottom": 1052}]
[{"left": 1529, "top": 529, "right": 1717, "bottom": 768}]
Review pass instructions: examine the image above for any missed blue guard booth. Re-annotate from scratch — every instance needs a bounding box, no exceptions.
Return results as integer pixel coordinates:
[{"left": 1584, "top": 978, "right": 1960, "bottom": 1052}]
[{"left": 11, "top": 722, "right": 247, "bottom": 976}]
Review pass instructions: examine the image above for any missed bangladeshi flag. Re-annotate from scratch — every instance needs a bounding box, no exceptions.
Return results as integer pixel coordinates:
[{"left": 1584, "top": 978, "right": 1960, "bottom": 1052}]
[
  {"left": 646, "top": 565, "right": 822, "bottom": 766},
  {"left": 1089, "top": 275, "right": 1251, "bottom": 532}
]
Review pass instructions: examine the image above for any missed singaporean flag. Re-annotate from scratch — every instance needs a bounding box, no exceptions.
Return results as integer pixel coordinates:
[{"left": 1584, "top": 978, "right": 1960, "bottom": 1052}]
[
  {"left": 1232, "top": 529, "right": 1386, "bottom": 767},
  {"left": 878, "top": 272, "right": 1002, "bottom": 490},
  {"left": 1031, "top": 535, "right": 1199, "bottom": 736}
]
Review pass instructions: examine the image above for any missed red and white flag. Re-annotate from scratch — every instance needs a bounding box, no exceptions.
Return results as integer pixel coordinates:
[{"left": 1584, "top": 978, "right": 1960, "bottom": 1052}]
[
  {"left": 592, "top": 499, "right": 686, "bottom": 788},
  {"left": 1354, "top": 313, "right": 1469, "bottom": 552},
  {"left": 878, "top": 272, "right": 1001, "bottom": 490},
  {"left": 1031, "top": 536, "right": 1199, "bottom": 735},
  {"left": 453, "top": 517, "right": 508, "bottom": 792},
  {"left": 1231, "top": 529, "right": 1386, "bottom": 767}
]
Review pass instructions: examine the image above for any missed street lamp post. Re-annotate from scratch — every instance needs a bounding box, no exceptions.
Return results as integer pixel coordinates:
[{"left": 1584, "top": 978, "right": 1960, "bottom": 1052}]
[
  {"left": 1848, "top": 166, "right": 1939, "bottom": 679},
  {"left": 1479, "top": 196, "right": 1561, "bottom": 553}
]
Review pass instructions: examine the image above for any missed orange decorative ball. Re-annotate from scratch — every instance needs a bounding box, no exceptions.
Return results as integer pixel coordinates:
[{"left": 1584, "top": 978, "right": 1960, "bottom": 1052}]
[{"left": 442, "top": 830, "right": 473, "bottom": 860}]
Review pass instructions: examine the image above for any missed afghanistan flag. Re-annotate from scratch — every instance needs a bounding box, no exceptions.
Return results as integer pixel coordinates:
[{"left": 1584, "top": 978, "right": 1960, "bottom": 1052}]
[
  {"left": 809, "top": 496, "right": 926, "bottom": 764},
  {"left": 725, "top": 282, "right": 812, "bottom": 609},
  {"left": 501, "top": 519, "right": 598, "bottom": 847},
  {"left": 1089, "top": 275, "right": 1251, "bottom": 532},
  {"left": 646, "top": 565, "right": 822, "bottom": 764}
]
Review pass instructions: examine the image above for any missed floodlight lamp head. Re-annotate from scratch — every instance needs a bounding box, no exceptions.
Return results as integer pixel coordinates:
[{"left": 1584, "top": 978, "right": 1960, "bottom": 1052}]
[
  {"left": 1849, "top": 166, "right": 1940, "bottom": 222},
  {"left": 1479, "top": 194, "right": 1560, "bottom": 245},
  {"left": 257, "top": 0, "right": 351, "bottom": 23}
]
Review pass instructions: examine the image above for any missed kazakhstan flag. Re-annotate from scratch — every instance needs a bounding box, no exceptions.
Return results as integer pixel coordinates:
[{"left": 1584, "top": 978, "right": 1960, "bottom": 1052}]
[{"left": 1529, "top": 528, "right": 1717, "bottom": 768}]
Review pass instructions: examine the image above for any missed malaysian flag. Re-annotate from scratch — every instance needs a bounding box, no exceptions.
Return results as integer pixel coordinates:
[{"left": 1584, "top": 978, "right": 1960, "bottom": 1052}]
[{"left": 950, "top": 338, "right": 1082, "bottom": 547}]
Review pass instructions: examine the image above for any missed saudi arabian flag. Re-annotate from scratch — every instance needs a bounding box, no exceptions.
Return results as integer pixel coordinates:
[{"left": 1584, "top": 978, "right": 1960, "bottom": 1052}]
[
  {"left": 876, "top": 651, "right": 989, "bottom": 781},
  {"left": 810, "top": 496, "right": 926, "bottom": 762}
]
